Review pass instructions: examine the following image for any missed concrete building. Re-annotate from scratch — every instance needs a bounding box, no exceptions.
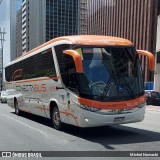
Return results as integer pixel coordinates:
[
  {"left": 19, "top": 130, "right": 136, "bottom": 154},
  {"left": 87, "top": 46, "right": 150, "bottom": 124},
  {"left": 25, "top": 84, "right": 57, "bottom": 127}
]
[
  {"left": 17, "top": 0, "right": 81, "bottom": 55},
  {"left": 0, "top": 0, "right": 22, "bottom": 87},
  {"left": 154, "top": 0, "right": 160, "bottom": 91},
  {"left": 87, "top": 0, "right": 158, "bottom": 82},
  {"left": 21, "top": 0, "right": 29, "bottom": 54},
  {"left": 10, "top": 0, "right": 22, "bottom": 61},
  {"left": 0, "top": 0, "right": 22, "bottom": 62},
  {"left": 16, "top": 8, "right": 23, "bottom": 57},
  {"left": 80, "top": 0, "right": 88, "bottom": 35}
]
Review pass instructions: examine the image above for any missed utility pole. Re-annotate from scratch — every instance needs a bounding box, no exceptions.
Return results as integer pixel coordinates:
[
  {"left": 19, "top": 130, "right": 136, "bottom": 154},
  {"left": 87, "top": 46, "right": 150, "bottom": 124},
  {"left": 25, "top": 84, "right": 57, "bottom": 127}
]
[{"left": 0, "top": 27, "right": 6, "bottom": 91}]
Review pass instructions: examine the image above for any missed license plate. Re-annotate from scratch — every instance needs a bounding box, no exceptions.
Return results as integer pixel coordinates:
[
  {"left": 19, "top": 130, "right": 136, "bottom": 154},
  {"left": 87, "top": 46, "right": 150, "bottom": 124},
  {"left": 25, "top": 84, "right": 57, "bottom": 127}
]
[{"left": 114, "top": 117, "right": 125, "bottom": 122}]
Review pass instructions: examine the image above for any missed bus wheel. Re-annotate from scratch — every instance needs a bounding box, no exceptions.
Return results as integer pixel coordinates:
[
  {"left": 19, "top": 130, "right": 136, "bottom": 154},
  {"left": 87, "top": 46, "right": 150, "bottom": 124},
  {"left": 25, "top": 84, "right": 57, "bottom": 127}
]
[
  {"left": 15, "top": 101, "right": 21, "bottom": 116},
  {"left": 51, "top": 106, "right": 62, "bottom": 130}
]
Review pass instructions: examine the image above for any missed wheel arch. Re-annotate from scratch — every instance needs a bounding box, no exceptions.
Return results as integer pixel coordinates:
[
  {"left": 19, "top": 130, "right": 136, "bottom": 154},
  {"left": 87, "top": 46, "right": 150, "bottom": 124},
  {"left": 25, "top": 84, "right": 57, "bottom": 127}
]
[{"left": 49, "top": 100, "right": 59, "bottom": 118}]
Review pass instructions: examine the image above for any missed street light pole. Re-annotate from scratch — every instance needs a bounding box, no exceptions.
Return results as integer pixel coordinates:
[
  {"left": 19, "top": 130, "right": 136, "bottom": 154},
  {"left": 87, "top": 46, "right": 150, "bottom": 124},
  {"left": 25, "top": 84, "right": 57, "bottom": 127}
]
[{"left": 0, "top": 27, "right": 6, "bottom": 91}]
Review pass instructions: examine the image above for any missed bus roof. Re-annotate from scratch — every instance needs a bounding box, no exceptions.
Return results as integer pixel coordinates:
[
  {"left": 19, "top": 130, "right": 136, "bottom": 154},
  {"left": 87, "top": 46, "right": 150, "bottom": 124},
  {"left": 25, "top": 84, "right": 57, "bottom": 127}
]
[{"left": 16, "top": 35, "right": 133, "bottom": 60}]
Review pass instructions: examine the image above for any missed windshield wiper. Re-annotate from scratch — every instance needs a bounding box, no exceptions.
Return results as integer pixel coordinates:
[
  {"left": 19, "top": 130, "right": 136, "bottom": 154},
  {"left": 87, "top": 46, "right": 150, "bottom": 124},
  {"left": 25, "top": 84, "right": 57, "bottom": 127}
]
[
  {"left": 117, "top": 72, "right": 135, "bottom": 98},
  {"left": 102, "top": 57, "right": 121, "bottom": 97}
]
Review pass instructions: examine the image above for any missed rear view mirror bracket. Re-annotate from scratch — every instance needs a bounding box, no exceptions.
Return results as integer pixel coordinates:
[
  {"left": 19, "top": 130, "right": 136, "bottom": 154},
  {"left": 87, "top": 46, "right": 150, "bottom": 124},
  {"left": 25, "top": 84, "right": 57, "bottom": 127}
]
[{"left": 137, "top": 50, "right": 155, "bottom": 71}]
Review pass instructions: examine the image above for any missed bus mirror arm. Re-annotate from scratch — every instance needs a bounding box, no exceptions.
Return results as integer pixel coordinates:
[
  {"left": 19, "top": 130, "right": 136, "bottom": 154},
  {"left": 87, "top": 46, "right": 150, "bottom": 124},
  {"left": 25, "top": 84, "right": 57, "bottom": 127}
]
[
  {"left": 53, "top": 78, "right": 58, "bottom": 82},
  {"left": 63, "top": 50, "right": 83, "bottom": 73},
  {"left": 56, "top": 87, "right": 64, "bottom": 90},
  {"left": 137, "top": 50, "right": 155, "bottom": 71},
  {"left": 49, "top": 75, "right": 58, "bottom": 81}
]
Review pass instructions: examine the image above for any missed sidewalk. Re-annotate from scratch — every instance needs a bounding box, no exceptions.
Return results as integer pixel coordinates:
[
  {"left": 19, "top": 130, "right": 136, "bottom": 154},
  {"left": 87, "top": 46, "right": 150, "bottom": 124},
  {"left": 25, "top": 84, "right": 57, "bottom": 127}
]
[{"left": 146, "top": 105, "right": 160, "bottom": 112}]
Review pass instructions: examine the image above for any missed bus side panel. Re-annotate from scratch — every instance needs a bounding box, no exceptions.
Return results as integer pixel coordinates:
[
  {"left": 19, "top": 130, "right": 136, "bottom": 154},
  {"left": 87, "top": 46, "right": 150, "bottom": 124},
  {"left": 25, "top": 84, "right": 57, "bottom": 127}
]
[
  {"left": 15, "top": 81, "right": 37, "bottom": 114},
  {"left": 5, "top": 82, "right": 14, "bottom": 90}
]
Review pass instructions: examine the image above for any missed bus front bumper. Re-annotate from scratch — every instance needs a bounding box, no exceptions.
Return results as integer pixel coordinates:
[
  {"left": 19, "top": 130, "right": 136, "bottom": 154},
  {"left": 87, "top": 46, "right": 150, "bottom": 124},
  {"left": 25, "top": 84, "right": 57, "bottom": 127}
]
[{"left": 78, "top": 106, "right": 146, "bottom": 128}]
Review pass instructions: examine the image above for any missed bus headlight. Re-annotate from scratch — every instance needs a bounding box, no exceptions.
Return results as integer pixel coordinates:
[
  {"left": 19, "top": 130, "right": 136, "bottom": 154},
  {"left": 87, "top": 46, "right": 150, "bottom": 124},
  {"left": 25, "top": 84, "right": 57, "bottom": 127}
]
[{"left": 80, "top": 104, "right": 101, "bottom": 112}]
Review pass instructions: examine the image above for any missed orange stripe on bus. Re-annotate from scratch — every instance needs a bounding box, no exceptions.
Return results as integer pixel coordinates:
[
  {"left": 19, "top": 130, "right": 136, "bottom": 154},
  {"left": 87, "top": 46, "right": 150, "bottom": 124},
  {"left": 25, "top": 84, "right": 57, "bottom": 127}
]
[
  {"left": 34, "top": 106, "right": 49, "bottom": 111},
  {"left": 15, "top": 76, "right": 60, "bottom": 84},
  {"left": 6, "top": 82, "right": 12, "bottom": 84},
  {"left": 16, "top": 37, "right": 73, "bottom": 60},
  {"left": 60, "top": 111, "right": 79, "bottom": 127},
  {"left": 16, "top": 36, "right": 133, "bottom": 60},
  {"left": 78, "top": 96, "right": 145, "bottom": 110}
]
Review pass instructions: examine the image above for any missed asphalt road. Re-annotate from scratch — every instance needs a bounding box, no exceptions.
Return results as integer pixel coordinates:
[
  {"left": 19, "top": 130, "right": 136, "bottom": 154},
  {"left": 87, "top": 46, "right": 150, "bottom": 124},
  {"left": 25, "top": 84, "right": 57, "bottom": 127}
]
[{"left": 0, "top": 103, "right": 160, "bottom": 160}]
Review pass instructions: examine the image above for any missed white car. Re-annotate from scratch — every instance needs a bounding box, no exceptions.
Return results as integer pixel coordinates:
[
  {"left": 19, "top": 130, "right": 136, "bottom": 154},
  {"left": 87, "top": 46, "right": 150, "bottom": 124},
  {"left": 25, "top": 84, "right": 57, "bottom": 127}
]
[{"left": 0, "top": 90, "right": 22, "bottom": 103}]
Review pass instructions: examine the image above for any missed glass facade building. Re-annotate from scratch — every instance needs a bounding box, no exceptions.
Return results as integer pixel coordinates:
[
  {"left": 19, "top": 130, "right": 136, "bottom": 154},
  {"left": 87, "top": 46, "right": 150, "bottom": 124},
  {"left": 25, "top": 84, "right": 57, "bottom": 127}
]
[
  {"left": 10, "top": 0, "right": 22, "bottom": 60},
  {"left": 16, "top": 0, "right": 81, "bottom": 55},
  {"left": 45, "top": 0, "right": 79, "bottom": 41},
  {"left": 87, "top": 0, "right": 158, "bottom": 81},
  {"left": 80, "top": 0, "right": 88, "bottom": 35}
]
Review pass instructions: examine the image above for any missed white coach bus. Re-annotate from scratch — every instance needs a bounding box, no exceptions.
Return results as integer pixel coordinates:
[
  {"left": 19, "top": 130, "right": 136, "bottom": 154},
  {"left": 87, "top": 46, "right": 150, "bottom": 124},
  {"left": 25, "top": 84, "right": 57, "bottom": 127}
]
[{"left": 5, "top": 35, "right": 155, "bottom": 130}]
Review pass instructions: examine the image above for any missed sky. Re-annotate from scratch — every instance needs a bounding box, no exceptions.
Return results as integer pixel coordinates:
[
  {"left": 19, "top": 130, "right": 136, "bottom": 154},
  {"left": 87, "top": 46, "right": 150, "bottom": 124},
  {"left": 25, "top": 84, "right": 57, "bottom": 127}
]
[
  {"left": 0, "top": 0, "right": 10, "bottom": 28},
  {"left": 0, "top": 0, "right": 11, "bottom": 81},
  {"left": 0, "top": 0, "right": 22, "bottom": 83}
]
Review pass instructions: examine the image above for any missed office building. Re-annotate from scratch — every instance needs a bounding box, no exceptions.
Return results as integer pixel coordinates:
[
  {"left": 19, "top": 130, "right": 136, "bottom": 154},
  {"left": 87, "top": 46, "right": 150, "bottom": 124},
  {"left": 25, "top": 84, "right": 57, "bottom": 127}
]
[
  {"left": 21, "top": 0, "right": 29, "bottom": 54},
  {"left": 45, "top": 0, "right": 79, "bottom": 41},
  {"left": 16, "top": 8, "right": 23, "bottom": 57},
  {"left": 10, "top": 0, "right": 22, "bottom": 60},
  {"left": 87, "top": 0, "right": 158, "bottom": 81},
  {"left": 17, "top": 0, "right": 80, "bottom": 55},
  {"left": 154, "top": 0, "right": 160, "bottom": 91},
  {"left": 80, "top": 0, "right": 88, "bottom": 35}
]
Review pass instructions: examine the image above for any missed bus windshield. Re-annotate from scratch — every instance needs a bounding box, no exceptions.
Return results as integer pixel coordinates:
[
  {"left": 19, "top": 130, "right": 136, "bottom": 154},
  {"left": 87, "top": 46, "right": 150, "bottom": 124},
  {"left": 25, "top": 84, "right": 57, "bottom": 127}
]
[{"left": 76, "top": 47, "right": 144, "bottom": 101}]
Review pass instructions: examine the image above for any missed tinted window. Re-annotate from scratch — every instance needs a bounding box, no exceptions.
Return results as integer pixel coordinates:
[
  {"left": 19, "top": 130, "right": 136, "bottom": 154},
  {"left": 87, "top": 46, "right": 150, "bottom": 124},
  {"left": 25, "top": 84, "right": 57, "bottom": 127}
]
[
  {"left": 157, "top": 51, "right": 160, "bottom": 63},
  {"left": 151, "top": 92, "right": 160, "bottom": 98},
  {"left": 54, "top": 44, "right": 71, "bottom": 86},
  {"left": 54, "top": 44, "right": 79, "bottom": 94},
  {"left": 5, "top": 49, "right": 56, "bottom": 81},
  {"left": 65, "top": 55, "right": 79, "bottom": 94}
]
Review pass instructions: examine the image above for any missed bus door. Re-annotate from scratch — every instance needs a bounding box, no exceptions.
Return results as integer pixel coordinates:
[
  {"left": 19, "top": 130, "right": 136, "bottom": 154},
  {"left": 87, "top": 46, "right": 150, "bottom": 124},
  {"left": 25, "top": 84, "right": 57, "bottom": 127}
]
[{"left": 62, "top": 56, "right": 79, "bottom": 125}]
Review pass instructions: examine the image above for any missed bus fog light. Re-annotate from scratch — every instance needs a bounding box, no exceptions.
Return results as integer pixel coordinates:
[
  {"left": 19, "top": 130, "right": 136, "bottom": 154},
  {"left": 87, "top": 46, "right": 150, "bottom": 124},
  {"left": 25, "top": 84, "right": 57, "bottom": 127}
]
[{"left": 85, "top": 118, "right": 89, "bottom": 122}]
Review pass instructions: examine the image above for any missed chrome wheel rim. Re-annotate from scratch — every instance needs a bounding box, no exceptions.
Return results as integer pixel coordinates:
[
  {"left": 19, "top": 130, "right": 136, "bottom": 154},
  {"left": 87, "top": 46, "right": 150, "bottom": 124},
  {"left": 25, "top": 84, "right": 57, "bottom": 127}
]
[{"left": 53, "top": 109, "right": 60, "bottom": 126}]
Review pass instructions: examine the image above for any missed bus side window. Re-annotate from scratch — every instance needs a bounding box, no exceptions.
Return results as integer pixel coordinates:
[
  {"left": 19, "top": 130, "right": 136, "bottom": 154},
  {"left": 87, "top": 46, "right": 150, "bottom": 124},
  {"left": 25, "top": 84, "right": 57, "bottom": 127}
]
[
  {"left": 65, "top": 55, "right": 79, "bottom": 95},
  {"left": 54, "top": 44, "right": 71, "bottom": 86}
]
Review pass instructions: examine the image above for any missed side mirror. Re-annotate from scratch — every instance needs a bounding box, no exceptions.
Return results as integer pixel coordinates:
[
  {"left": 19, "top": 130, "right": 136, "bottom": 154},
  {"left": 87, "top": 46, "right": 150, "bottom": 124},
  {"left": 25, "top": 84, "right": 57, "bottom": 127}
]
[
  {"left": 63, "top": 50, "right": 83, "bottom": 73},
  {"left": 137, "top": 50, "right": 155, "bottom": 71}
]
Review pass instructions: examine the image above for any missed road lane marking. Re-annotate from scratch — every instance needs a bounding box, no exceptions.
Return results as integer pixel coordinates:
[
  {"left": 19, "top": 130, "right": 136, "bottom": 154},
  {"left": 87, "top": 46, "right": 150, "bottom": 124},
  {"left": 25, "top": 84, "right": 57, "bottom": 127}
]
[{"left": 0, "top": 113, "right": 48, "bottom": 139}]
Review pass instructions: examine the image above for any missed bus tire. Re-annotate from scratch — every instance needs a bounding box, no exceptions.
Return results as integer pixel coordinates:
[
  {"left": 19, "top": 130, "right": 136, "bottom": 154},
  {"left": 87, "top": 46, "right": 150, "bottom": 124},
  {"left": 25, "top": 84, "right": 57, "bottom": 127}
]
[
  {"left": 51, "top": 106, "right": 62, "bottom": 130},
  {"left": 15, "top": 100, "right": 21, "bottom": 116}
]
